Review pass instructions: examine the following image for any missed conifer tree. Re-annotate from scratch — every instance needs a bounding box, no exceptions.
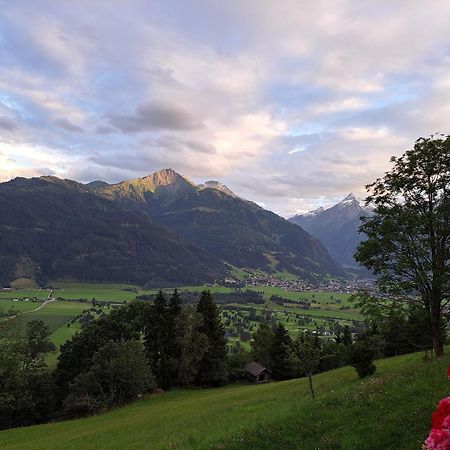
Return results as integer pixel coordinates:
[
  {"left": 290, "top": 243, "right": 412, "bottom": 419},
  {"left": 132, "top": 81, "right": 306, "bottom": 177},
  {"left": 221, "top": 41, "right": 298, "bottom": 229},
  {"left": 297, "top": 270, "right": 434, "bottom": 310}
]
[
  {"left": 144, "top": 290, "right": 170, "bottom": 388},
  {"left": 195, "top": 290, "right": 228, "bottom": 386},
  {"left": 270, "top": 323, "right": 294, "bottom": 380},
  {"left": 166, "top": 289, "right": 183, "bottom": 387}
]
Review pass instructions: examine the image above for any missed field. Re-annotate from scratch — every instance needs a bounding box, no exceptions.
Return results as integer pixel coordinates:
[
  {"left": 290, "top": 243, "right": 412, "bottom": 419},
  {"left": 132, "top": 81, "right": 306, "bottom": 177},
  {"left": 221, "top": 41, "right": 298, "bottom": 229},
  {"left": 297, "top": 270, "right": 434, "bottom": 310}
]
[
  {"left": 0, "top": 282, "right": 362, "bottom": 362},
  {"left": 0, "top": 350, "right": 448, "bottom": 449}
]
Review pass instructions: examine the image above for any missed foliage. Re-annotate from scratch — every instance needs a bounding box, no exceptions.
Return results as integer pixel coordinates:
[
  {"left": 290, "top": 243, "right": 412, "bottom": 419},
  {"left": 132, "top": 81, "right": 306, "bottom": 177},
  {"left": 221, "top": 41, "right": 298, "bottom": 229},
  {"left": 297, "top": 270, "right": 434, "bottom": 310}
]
[
  {"left": 195, "top": 290, "right": 229, "bottom": 386},
  {"left": 269, "top": 323, "right": 295, "bottom": 380},
  {"left": 54, "top": 306, "right": 141, "bottom": 400},
  {"left": 355, "top": 135, "right": 450, "bottom": 357},
  {"left": 349, "top": 339, "right": 377, "bottom": 378},
  {"left": 0, "top": 317, "right": 54, "bottom": 430},
  {"left": 63, "top": 340, "right": 154, "bottom": 418},
  {"left": 250, "top": 323, "right": 274, "bottom": 367},
  {"left": 2, "top": 350, "right": 449, "bottom": 450}
]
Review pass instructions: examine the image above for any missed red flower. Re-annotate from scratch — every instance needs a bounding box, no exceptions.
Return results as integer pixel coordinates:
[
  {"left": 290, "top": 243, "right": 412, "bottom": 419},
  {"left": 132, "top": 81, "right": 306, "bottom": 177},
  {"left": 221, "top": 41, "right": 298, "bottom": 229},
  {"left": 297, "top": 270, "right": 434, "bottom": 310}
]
[
  {"left": 438, "top": 398, "right": 450, "bottom": 416},
  {"left": 432, "top": 412, "right": 447, "bottom": 430}
]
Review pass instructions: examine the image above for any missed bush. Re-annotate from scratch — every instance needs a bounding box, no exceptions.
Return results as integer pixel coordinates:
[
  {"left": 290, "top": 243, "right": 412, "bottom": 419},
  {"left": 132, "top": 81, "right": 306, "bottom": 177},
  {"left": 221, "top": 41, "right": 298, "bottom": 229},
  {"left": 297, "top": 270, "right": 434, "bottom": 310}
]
[
  {"left": 349, "top": 341, "right": 377, "bottom": 379},
  {"left": 63, "top": 340, "right": 155, "bottom": 418}
]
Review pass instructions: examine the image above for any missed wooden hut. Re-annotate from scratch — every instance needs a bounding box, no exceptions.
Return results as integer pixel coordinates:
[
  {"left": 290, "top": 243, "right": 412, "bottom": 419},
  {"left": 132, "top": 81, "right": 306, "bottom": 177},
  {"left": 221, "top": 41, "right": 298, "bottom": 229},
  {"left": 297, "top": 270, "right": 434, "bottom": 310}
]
[{"left": 244, "top": 362, "right": 270, "bottom": 383}]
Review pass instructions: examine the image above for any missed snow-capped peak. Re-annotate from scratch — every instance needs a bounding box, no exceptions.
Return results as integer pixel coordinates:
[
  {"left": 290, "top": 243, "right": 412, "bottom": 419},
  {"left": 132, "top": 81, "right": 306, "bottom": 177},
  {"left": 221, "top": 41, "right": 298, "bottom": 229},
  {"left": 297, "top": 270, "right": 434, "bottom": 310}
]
[{"left": 340, "top": 193, "right": 364, "bottom": 205}]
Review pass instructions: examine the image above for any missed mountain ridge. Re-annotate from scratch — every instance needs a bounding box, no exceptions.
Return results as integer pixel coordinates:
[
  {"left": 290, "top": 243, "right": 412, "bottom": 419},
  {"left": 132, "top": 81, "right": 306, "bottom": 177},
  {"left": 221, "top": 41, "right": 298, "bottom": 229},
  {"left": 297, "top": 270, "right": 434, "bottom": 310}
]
[
  {"left": 289, "top": 194, "right": 372, "bottom": 268},
  {"left": 94, "top": 169, "right": 343, "bottom": 279}
]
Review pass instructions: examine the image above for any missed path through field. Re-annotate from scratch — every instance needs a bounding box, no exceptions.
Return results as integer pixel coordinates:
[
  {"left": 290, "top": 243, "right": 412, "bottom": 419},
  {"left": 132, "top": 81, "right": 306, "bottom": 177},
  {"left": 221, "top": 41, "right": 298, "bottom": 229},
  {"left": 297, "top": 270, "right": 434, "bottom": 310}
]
[{"left": 24, "top": 297, "right": 57, "bottom": 314}]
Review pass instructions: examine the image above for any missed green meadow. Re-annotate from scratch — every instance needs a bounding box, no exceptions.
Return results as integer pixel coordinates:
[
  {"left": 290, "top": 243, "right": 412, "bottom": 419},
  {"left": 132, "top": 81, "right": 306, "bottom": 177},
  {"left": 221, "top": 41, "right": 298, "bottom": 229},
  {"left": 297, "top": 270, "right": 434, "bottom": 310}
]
[
  {"left": 1, "top": 350, "right": 448, "bottom": 450},
  {"left": 1, "top": 282, "right": 362, "bottom": 363}
]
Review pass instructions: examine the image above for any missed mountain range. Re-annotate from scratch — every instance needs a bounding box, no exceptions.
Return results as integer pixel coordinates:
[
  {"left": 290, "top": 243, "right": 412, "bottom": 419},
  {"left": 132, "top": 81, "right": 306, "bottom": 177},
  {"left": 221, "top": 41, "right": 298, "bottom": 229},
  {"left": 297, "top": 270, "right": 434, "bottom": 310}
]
[
  {"left": 0, "top": 169, "right": 342, "bottom": 287},
  {"left": 288, "top": 193, "right": 372, "bottom": 268}
]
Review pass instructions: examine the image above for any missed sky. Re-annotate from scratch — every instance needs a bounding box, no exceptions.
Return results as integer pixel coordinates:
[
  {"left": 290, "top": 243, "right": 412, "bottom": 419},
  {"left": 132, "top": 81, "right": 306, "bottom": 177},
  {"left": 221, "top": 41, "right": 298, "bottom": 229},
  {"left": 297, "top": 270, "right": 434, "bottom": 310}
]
[{"left": 1, "top": 0, "right": 450, "bottom": 216}]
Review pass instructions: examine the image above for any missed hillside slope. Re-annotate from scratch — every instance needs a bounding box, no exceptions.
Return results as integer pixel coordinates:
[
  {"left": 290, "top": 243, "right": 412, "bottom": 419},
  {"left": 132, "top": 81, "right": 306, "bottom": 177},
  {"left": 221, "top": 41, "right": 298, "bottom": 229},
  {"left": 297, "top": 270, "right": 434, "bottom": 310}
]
[
  {"left": 1, "top": 351, "right": 448, "bottom": 449},
  {"left": 99, "top": 169, "right": 342, "bottom": 279},
  {"left": 0, "top": 177, "right": 226, "bottom": 286}
]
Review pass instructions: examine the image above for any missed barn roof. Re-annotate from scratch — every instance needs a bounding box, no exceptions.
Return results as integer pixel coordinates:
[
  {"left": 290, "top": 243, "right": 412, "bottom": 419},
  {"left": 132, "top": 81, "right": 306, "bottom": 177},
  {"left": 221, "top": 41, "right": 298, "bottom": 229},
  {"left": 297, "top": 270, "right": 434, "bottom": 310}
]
[{"left": 244, "top": 361, "right": 267, "bottom": 377}]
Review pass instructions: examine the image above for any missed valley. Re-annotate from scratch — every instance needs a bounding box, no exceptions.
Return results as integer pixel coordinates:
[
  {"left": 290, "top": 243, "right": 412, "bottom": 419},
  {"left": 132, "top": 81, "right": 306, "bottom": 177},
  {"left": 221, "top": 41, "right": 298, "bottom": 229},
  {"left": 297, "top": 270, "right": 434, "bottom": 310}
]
[{"left": 0, "top": 280, "right": 362, "bottom": 362}]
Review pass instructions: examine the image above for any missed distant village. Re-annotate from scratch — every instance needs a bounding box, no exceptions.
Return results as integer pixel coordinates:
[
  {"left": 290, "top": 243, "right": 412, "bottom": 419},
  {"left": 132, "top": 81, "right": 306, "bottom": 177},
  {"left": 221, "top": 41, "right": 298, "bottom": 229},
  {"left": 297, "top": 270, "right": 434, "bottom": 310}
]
[{"left": 224, "top": 274, "right": 375, "bottom": 295}]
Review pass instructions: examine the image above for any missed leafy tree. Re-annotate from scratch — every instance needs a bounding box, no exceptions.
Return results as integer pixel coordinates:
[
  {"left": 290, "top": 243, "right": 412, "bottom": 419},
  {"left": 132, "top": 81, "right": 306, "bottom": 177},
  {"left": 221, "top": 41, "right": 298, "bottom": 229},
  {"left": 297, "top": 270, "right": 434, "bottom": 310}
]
[
  {"left": 293, "top": 335, "right": 320, "bottom": 398},
  {"left": 270, "top": 323, "right": 295, "bottom": 380},
  {"left": 55, "top": 307, "right": 140, "bottom": 400},
  {"left": 355, "top": 135, "right": 450, "bottom": 357},
  {"left": 0, "top": 316, "right": 54, "bottom": 430},
  {"left": 174, "top": 306, "right": 209, "bottom": 386},
  {"left": 250, "top": 323, "right": 274, "bottom": 367},
  {"left": 25, "top": 320, "right": 53, "bottom": 360},
  {"left": 63, "top": 340, "right": 154, "bottom": 418},
  {"left": 195, "top": 291, "right": 228, "bottom": 386},
  {"left": 342, "top": 325, "right": 353, "bottom": 347}
]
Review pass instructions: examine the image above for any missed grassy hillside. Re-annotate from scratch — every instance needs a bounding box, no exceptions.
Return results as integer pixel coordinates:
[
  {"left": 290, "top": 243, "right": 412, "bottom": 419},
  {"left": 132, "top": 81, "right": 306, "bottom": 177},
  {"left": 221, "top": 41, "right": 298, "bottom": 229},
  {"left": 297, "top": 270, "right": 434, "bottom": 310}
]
[{"left": 1, "top": 351, "right": 448, "bottom": 449}]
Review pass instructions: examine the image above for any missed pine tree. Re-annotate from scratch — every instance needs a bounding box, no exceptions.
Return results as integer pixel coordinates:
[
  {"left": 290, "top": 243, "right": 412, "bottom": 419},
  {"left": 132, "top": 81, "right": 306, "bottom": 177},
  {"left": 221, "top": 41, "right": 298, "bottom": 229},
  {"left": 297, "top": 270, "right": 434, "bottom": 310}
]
[
  {"left": 270, "top": 323, "right": 294, "bottom": 380},
  {"left": 195, "top": 290, "right": 228, "bottom": 386},
  {"left": 144, "top": 291, "right": 170, "bottom": 389},
  {"left": 166, "top": 289, "right": 183, "bottom": 387}
]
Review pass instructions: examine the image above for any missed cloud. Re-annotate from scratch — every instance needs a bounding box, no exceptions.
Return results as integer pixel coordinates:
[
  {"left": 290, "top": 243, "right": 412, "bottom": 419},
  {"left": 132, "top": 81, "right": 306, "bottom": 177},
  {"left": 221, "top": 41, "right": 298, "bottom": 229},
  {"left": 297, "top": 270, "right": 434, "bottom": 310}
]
[
  {"left": 107, "top": 102, "right": 203, "bottom": 133},
  {"left": 1, "top": 0, "right": 450, "bottom": 216},
  {"left": 0, "top": 116, "right": 18, "bottom": 131},
  {"left": 54, "top": 118, "right": 84, "bottom": 133}
]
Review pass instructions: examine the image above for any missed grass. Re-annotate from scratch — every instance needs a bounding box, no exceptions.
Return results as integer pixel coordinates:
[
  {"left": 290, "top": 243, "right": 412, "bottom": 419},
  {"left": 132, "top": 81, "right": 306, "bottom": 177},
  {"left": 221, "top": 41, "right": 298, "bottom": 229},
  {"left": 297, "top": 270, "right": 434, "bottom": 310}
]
[
  {"left": 0, "top": 290, "right": 49, "bottom": 299},
  {"left": 0, "top": 299, "right": 44, "bottom": 312},
  {"left": 246, "top": 285, "right": 352, "bottom": 305},
  {"left": 1, "top": 350, "right": 448, "bottom": 449}
]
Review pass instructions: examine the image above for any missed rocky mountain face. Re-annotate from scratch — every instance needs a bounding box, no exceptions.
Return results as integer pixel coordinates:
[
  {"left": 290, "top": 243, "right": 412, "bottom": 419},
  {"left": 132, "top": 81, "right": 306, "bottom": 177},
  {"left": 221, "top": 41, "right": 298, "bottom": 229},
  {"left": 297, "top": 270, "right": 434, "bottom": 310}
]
[
  {"left": 289, "top": 194, "right": 372, "bottom": 267},
  {"left": 198, "top": 181, "right": 237, "bottom": 198},
  {"left": 97, "top": 169, "right": 342, "bottom": 279},
  {"left": 0, "top": 176, "right": 226, "bottom": 287}
]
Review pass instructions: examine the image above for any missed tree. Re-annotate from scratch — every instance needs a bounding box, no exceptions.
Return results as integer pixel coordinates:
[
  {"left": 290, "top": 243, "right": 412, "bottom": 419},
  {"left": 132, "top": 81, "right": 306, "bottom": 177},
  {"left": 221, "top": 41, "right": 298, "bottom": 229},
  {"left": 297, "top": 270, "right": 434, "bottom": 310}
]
[
  {"left": 349, "top": 339, "right": 377, "bottom": 379},
  {"left": 195, "top": 291, "right": 228, "bottom": 386},
  {"left": 342, "top": 325, "right": 353, "bottom": 347},
  {"left": 355, "top": 135, "right": 450, "bottom": 357},
  {"left": 166, "top": 289, "right": 183, "bottom": 387},
  {"left": 293, "top": 335, "right": 320, "bottom": 399},
  {"left": 25, "top": 320, "right": 53, "bottom": 360},
  {"left": 144, "top": 291, "right": 171, "bottom": 389},
  {"left": 174, "top": 306, "right": 208, "bottom": 386},
  {"left": 270, "top": 323, "right": 294, "bottom": 380},
  {"left": 0, "top": 315, "right": 54, "bottom": 430},
  {"left": 63, "top": 340, "right": 154, "bottom": 418},
  {"left": 55, "top": 306, "right": 140, "bottom": 400},
  {"left": 250, "top": 323, "right": 274, "bottom": 367}
]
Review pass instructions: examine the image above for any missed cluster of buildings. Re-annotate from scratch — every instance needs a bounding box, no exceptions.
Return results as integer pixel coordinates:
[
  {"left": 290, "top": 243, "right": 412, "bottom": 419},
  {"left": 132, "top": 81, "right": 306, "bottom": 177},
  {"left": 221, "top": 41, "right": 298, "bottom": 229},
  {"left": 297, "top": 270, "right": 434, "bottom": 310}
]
[{"left": 244, "top": 275, "right": 374, "bottom": 295}]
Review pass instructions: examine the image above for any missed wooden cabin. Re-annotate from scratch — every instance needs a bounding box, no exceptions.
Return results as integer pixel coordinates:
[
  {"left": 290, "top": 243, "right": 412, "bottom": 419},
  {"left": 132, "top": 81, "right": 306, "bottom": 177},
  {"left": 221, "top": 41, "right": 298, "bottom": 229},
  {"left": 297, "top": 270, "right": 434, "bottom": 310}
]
[{"left": 244, "top": 361, "right": 270, "bottom": 383}]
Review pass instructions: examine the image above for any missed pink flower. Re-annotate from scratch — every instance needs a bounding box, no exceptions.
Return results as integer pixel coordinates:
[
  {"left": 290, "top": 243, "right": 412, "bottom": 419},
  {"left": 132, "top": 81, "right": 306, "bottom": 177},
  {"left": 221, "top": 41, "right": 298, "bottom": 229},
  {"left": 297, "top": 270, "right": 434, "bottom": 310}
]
[
  {"left": 423, "top": 428, "right": 450, "bottom": 450},
  {"left": 443, "top": 416, "right": 450, "bottom": 430}
]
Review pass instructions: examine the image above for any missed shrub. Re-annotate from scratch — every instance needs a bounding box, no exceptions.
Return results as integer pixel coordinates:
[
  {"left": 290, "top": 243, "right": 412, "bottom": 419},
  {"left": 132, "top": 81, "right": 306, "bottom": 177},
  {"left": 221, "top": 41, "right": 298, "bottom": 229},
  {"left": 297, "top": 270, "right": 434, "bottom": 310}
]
[{"left": 349, "top": 341, "right": 377, "bottom": 379}]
